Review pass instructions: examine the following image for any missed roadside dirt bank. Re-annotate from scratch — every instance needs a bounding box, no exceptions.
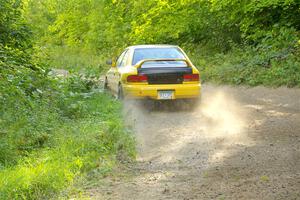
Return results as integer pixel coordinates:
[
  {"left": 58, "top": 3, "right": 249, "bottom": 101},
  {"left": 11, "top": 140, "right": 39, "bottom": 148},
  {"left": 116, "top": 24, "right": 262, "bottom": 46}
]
[{"left": 88, "top": 84, "right": 300, "bottom": 200}]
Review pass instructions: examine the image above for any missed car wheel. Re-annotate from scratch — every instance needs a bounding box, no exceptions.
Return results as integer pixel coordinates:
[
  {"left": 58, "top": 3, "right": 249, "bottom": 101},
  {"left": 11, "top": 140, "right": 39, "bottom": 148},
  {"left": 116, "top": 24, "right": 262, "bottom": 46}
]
[
  {"left": 117, "top": 84, "right": 124, "bottom": 100},
  {"left": 104, "top": 77, "right": 108, "bottom": 90}
]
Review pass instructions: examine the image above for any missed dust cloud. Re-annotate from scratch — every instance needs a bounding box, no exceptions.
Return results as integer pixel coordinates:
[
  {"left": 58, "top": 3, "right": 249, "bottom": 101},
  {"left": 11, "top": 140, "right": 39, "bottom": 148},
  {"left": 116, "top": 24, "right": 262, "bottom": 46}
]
[
  {"left": 123, "top": 85, "right": 252, "bottom": 163},
  {"left": 198, "top": 88, "right": 248, "bottom": 138},
  {"left": 124, "top": 85, "right": 249, "bottom": 137},
  {"left": 93, "top": 84, "right": 300, "bottom": 200}
]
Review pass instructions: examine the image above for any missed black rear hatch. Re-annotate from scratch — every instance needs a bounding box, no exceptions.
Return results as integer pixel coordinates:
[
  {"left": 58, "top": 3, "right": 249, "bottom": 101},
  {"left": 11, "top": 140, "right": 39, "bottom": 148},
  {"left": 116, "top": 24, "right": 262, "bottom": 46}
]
[{"left": 137, "top": 67, "right": 192, "bottom": 84}]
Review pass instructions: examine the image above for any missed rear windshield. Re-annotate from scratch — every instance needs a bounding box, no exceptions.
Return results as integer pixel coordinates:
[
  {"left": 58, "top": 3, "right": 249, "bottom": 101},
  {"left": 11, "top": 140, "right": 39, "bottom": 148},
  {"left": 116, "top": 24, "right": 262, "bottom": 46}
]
[{"left": 132, "top": 47, "right": 187, "bottom": 67}]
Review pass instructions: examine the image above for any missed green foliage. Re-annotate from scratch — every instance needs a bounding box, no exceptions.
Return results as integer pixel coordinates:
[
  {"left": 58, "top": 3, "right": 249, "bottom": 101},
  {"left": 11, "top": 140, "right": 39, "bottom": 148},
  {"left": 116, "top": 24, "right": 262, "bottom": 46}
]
[
  {"left": 1, "top": 0, "right": 300, "bottom": 198},
  {"left": 25, "top": 0, "right": 300, "bottom": 86},
  {"left": 1, "top": 1, "right": 135, "bottom": 199},
  {"left": 192, "top": 27, "right": 300, "bottom": 87},
  {"left": 0, "top": 0, "right": 32, "bottom": 49},
  {"left": 0, "top": 92, "right": 135, "bottom": 199},
  {"left": 45, "top": 46, "right": 106, "bottom": 74},
  {"left": 27, "top": 0, "right": 300, "bottom": 51},
  {"left": 210, "top": 0, "right": 300, "bottom": 43}
]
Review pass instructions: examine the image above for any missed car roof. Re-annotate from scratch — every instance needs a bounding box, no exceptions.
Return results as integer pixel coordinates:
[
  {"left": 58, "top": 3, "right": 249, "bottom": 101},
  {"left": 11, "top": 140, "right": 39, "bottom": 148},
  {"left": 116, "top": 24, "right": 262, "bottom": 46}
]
[{"left": 128, "top": 44, "right": 179, "bottom": 50}]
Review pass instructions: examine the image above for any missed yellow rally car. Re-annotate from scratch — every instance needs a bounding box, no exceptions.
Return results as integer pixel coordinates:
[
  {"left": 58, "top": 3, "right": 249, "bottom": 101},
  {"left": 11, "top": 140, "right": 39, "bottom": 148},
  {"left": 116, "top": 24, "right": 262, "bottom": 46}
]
[{"left": 104, "top": 45, "right": 201, "bottom": 101}]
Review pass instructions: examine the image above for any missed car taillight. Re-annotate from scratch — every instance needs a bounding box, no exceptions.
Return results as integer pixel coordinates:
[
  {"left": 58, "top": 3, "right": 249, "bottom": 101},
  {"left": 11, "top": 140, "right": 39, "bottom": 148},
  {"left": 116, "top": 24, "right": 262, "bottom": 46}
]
[
  {"left": 127, "top": 74, "right": 148, "bottom": 82},
  {"left": 183, "top": 74, "right": 199, "bottom": 82}
]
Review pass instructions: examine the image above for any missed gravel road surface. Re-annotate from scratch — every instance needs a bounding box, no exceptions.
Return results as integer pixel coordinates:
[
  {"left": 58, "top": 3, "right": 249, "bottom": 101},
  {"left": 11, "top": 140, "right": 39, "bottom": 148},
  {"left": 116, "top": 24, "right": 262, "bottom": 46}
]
[{"left": 89, "top": 84, "right": 300, "bottom": 200}]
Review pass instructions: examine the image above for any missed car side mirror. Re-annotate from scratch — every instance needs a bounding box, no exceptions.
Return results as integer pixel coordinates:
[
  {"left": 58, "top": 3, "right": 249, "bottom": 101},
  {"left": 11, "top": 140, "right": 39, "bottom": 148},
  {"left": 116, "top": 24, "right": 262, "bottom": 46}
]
[
  {"left": 106, "top": 59, "right": 116, "bottom": 67},
  {"left": 106, "top": 59, "right": 112, "bottom": 65}
]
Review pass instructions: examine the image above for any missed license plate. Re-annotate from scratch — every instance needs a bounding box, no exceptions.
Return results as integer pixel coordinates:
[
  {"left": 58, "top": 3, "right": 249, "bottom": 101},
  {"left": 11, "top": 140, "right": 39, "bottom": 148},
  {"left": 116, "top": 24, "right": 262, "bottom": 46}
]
[{"left": 158, "top": 90, "right": 173, "bottom": 100}]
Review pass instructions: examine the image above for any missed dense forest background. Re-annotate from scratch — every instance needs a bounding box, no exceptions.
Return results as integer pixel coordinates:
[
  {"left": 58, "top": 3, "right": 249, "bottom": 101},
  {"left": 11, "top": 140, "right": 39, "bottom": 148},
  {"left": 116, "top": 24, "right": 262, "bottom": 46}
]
[
  {"left": 27, "top": 0, "right": 300, "bottom": 86},
  {"left": 0, "top": 0, "right": 299, "bottom": 199}
]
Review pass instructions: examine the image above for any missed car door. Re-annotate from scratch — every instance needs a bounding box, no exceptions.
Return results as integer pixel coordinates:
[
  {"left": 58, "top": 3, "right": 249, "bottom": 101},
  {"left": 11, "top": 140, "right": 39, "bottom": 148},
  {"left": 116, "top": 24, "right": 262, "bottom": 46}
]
[
  {"left": 114, "top": 49, "right": 129, "bottom": 91},
  {"left": 110, "top": 50, "right": 128, "bottom": 93}
]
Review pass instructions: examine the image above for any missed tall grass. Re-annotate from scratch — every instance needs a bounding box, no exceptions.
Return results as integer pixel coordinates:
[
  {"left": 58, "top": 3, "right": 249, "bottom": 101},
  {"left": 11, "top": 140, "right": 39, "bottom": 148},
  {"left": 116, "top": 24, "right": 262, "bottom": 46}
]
[
  {"left": 0, "top": 73, "right": 135, "bottom": 199},
  {"left": 42, "top": 46, "right": 109, "bottom": 74}
]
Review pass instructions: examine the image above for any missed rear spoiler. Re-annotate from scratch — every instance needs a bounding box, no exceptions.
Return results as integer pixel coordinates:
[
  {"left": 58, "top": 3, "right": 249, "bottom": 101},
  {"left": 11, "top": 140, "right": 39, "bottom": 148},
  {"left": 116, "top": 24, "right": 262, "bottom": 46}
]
[{"left": 134, "top": 59, "right": 191, "bottom": 68}]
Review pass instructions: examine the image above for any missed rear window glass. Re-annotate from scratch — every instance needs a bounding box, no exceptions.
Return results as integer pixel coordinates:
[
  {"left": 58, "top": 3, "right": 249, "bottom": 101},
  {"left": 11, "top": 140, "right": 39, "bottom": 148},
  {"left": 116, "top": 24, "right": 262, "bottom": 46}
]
[{"left": 132, "top": 47, "right": 187, "bottom": 67}]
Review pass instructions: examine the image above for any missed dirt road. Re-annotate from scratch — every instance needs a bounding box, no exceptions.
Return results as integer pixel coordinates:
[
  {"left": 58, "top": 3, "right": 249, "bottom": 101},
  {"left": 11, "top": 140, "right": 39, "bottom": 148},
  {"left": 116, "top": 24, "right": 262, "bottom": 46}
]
[{"left": 89, "top": 84, "right": 300, "bottom": 200}]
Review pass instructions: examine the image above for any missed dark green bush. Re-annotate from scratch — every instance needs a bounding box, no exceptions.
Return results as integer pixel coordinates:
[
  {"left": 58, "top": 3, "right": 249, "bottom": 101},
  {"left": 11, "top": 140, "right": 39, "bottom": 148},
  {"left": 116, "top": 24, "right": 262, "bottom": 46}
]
[{"left": 192, "top": 27, "right": 300, "bottom": 87}]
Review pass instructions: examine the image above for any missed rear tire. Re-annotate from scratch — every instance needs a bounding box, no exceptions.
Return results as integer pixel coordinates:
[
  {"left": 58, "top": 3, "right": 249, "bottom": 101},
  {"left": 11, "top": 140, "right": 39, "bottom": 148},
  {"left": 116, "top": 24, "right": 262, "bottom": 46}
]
[
  {"left": 117, "top": 84, "right": 124, "bottom": 100},
  {"left": 104, "top": 77, "right": 108, "bottom": 90}
]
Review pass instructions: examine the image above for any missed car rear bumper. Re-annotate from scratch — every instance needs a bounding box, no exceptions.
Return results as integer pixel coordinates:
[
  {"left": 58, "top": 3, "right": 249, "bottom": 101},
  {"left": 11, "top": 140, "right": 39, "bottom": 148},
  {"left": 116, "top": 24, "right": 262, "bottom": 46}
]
[{"left": 123, "top": 83, "right": 201, "bottom": 100}]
